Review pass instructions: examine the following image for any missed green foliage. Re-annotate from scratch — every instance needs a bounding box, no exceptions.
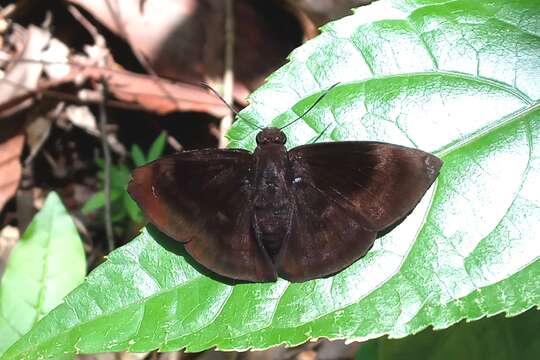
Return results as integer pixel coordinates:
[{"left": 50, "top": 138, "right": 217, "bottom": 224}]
[
  {"left": 82, "top": 132, "right": 167, "bottom": 227},
  {"left": 358, "top": 308, "right": 540, "bottom": 360},
  {"left": 3, "top": 0, "right": 540, "bottom": 358},
  {"left": 0, "top": 192, "right": 86, "bottom": 356}
]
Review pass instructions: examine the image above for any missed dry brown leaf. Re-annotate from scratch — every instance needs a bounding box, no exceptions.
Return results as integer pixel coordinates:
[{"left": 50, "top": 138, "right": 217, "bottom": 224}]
[
  {"left": 0, "top": 131, "right": 24, "bottom": 212},
  {"left": 0, "top": 25, "right": 51, "bottom": 118},
  {"left": 41, "top": 38, "right": 71, "bottom": 81},
  {"left": 77, "top": 63, "right": 232, "bottom": 117},
  {"left": 24, "top": 104, "right": 61, "bottom": 164},
  {"left": 64, "top": 104, "right": 98, "bottom": 134},
  {"left": 2, "top": 43, "right": 229, "bottom": 119},
  {"left": 63, "top": 104, "right": 127, "bottom": 155}
]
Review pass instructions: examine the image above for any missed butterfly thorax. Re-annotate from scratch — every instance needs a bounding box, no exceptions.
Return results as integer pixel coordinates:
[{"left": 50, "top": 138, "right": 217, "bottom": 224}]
[{"left": 252, "top": 139, "right": 293, "bottom": 260}]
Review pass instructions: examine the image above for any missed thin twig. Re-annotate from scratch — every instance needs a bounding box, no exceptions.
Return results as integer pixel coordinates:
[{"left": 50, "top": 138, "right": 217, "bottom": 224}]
[
  {"left": 167, "top": 135, "right": 183, "bottom": 152},
  {"left": 67, "top": 5, "right": 101, "bottom": 42},
  {"left": 0, "top": 76, "right": 146, "bottom": 112},
  {"left": 98, "top": 78, "right": 114, "bottom": 253},
  {"left": 219, "top": 0, "right": 235, "bottom": 148},
  {"left": 0, "top": 4, "right": 16, "bottom": 18},
  {"left": 85, "top": 6, "right": 115, "bottom": 252}
]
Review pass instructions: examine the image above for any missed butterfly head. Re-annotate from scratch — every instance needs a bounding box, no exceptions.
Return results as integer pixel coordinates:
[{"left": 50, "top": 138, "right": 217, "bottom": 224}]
[{"left": 256, "top": 128, "right": 287, "bottom": 145}]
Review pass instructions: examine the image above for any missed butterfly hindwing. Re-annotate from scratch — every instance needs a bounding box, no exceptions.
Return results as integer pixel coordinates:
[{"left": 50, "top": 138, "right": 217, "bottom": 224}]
[
  {"left": 128, "top": 149, "right": 277, "bottom": 282},
  {"left": 276, "top": 141, "right": 442, "bottom": 281},
  {"left": 276, "top": 176, "right": 377, "bottom": 282}
]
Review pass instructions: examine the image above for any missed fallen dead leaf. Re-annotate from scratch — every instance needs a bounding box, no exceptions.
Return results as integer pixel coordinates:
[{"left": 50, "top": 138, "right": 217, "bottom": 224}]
[
  {"left": 41, "top": 37, "right": 71, "bottom": 81},
  {"left": 24, "top": 103, "right": 64, "bottom": 165},
  {"left": 63, "top": 104, "right": 127, "bottom": 155},
  {"left": 64, "top": 104, "right": 98, "bottom": 134},
  {"left": 0, "top": 25, "right": 50, "bottom": 118},
  {"left": 0, "top": 131, "right": 24, "bottom": 212},
  {"left": 79, "top": 63, "right": 232, "bottom": 117}
]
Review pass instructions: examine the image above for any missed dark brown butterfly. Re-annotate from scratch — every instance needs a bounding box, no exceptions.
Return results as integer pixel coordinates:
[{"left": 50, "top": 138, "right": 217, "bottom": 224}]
[{"left": 128, "top": 126, "right": 442, "bottom": 282}]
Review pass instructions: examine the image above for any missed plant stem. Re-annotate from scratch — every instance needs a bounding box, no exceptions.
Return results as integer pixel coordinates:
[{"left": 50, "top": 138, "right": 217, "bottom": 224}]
[
  {"left": 219, "top": 0, "right": 235, "bottom": 148},
  {"left": 98, "top": 79, "right": 114, "bottom": 253}
]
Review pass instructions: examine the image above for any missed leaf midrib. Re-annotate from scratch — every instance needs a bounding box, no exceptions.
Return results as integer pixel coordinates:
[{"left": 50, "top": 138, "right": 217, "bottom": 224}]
[
  {"left": 436, "top": 102, "right": 539, "bottom": 157},
  {"left": 32, "top": 209, "right": 56, "bottom": 325}
]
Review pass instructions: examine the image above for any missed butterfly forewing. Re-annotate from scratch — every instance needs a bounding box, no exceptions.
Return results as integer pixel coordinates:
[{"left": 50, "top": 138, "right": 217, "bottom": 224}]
[
  {"left": 128, "top": 149, "right": 277, "bottom": 282},
  {"left": 288, "top": 142, "right": 442, "bottom": 230}
]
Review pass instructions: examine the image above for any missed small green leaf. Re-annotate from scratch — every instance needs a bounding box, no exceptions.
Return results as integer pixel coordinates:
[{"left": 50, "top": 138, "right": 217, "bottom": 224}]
[
  {"left": 0, "top": 192, "right": 86, "bottom": 356},
  {"left": 110, "top": 164, "right": 131, "bottom": 190},
  {"left": 97, "top": 164, "right": 130, "bottom": 190},
  {"left": 147, "top": 132, "right": 167, "bottom": 163},
  {"left": 110, "top": 190, "right": 129, "bottom": 222},
  {"left": 81, "top": 190, "right": 123, "bottom": 214},
  {"left": 356, "top": 341, "right": 378, "bottom": 360},
  {"left": 123, "top": 193, "right": 143, "bottom": 223},
  {"left": 365, "top": 308, "right": 540, "bottom": 360},
  {"left": 131, "top": 145, "right": 147, "bottom": 167},
  {"left": 81, "top": 192, "right": 106, "bottom": 214}
]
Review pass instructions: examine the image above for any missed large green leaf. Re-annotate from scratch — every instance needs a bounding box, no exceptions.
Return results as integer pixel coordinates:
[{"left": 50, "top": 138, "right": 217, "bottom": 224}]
[
  {"left": 358, "top": 308, "right": 540, "bottom": 360},
  {"left": 4, "top": 0, "right": 540, "bottom": 358},
  {"left": 0, "top": 192, "right": 86, "bottom": 355}
]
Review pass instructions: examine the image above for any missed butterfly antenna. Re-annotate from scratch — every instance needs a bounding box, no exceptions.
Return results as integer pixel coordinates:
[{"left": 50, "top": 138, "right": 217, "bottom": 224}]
[
  {"left": 280, "top": 82, "right": 341, "bottom": 130},
  {"left": 310, "top": 123, "right": 333, "bottom": 144},
  {"left": 198, "top": 82, "right": 264, "bottom": 130}
]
